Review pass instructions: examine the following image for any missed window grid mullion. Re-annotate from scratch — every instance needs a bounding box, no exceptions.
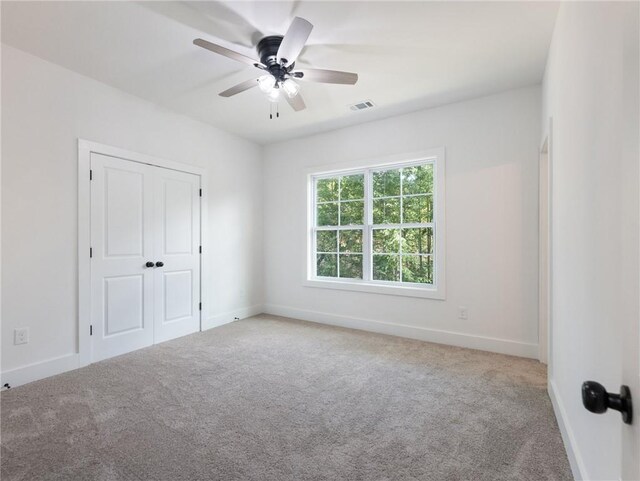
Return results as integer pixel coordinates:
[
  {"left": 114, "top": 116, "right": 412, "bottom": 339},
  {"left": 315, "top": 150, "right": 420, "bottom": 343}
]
[
  {"left": 399, "top": 168, "right": 404, "bottom": 282},
  {"left": 364, "top": 169, "right": 373, "bottom": 282},
  {"left": 317, "top": 198, "right": 363, "bottom": 205},
  {"left": 316, "top": 225, "right": 365, "bottom": 231},
  {"left": 371, "top": 223, "right": 433, "bottom": 230},
  {"left": 336, "top": 176, "right": 341, "bottom": 278},
  {"left": 371, "top": 193, "right": 430, "bottom": 201}
]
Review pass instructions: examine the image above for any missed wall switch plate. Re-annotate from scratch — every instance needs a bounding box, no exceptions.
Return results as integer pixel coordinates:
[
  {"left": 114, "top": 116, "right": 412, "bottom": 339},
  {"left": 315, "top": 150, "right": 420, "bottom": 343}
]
[
  {"left": 14, "top": 328, "right": 29, "bottom": 345},
  {"left": 458, "top": 307, "right": 468, "bottom": 320}
]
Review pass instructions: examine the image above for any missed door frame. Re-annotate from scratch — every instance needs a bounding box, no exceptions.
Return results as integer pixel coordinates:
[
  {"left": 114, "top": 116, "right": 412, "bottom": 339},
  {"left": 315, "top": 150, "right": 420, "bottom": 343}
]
[
  {"left": 77, "top": 139, "right": 207, "bottom": 367},
  {"left": 539, "top": 119, "right": 553, "bottom": 370}
]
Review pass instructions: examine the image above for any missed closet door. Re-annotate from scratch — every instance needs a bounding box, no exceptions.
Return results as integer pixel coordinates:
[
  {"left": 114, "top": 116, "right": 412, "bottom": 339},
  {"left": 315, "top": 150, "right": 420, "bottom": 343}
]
[
  {"left": 90, "top": 153, "right": 155, "bottom": 362},
  {"left": 153, "top": 167, "right": 201, "bottom": 343}
]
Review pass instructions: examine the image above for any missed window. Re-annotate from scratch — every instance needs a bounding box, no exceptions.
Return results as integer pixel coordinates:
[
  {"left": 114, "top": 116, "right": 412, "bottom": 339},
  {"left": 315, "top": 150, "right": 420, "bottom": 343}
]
[
  {"left": 315, "top": 174, "right": 365, "bottom": 279},
  {"left": 307, "top": 150, "right": 445, "bottom": 299}
]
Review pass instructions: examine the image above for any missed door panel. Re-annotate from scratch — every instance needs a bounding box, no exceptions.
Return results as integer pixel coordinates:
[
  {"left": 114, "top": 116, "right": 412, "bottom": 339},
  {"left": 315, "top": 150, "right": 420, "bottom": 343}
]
[
  {"left": 164, "top": 270, "right": 193, "bottom": 321},
  {"left": 104, "top": 275, "right": 144, "bottom": 336},
  {"left": 163, "top": 179, "right": 194, "bottom": 255},
  {"left": 153, "top": 168, "right": 201, "bottom": 343},
  {"left": 90, "top": 153, "right": 155, "bottom": 361},
  {"left": 104, "top": 168, "right": 145, "bottom": 257},
  {"left": 621, "top": 2, "right": 639, "bottom": 477}
]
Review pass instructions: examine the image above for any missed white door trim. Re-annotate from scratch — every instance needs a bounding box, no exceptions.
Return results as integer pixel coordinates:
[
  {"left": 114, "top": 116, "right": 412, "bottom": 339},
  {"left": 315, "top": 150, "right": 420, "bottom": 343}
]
[
  {"left": 539, "top": 118, "right": 553, "bottom": 369},
  {"left": 77, "top": 139, "right": 208, "bottom": 367}
]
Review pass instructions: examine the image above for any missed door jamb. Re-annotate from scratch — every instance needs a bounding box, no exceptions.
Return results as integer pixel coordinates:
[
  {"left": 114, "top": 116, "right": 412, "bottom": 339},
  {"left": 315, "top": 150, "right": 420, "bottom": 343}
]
[
  {"left": 77, "top": 139, "right": 207, "bottom": 367},
  {"left": 539, "top": 119, "right": 553, "bottom": 372}
]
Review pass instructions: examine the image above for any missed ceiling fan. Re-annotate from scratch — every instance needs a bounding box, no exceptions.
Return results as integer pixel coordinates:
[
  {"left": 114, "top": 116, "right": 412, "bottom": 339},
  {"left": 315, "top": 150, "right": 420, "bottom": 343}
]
[{"left": 193, "top": 17, "right": 358, "bottom": 112}]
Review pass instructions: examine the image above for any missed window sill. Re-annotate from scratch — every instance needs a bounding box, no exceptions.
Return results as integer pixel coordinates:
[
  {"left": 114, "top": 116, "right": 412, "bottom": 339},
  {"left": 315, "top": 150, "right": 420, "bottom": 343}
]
[{"left": 303, "top": 278, "right": 445, "bottom": 300}]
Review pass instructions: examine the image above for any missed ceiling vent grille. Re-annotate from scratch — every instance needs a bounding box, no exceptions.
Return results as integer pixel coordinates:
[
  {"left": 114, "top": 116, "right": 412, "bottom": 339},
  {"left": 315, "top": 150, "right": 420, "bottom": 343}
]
[{"left": 349, "top": 100, "right": 375, "bottom": 111}]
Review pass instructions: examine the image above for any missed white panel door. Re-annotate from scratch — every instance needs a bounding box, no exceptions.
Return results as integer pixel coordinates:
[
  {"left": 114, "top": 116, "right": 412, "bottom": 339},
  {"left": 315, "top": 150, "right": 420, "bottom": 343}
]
[
  {"left": 90, "top": 153, "right": 155, "bottom": 361},
  {"left": 153, "top": 167, "right": 201, "bottom": 343}
]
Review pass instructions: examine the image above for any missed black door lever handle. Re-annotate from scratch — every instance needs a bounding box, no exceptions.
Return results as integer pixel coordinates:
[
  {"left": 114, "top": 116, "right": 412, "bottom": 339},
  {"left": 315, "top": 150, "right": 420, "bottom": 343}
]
[{"left": 582, "top": 381, "right": 633, "bottom": 425}]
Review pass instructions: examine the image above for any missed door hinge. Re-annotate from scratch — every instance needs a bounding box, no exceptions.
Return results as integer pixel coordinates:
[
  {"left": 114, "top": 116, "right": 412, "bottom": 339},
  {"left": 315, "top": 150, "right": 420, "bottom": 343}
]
[
  {"left": 199, "top": 246, "right": 202, "bottom": 254},
  {"left": 90, "top": 247, "right": 93, "bottom": 258},
  {"left": 90, "top": 325, "right": 93, "bottom": 336},
  {"left": 199, "top": 302, "right": 202, "bottom": 311},
  {"left": 90, "top": 169, "right": 93, "bottom": 180},
  {"left": 199, "top": 188, "right": 202, "bottom": 197}
]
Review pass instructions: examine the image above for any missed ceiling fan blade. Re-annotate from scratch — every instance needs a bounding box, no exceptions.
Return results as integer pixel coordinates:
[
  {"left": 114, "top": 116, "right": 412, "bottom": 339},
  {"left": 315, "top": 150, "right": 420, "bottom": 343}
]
[
  {"left": 277, "top": 17, "right": 313, "bottom": 65},
  {"left": 295, "top": 68, "right": 358, "bottom": 85},
  {"left": 194, "top": 38, "right": 263, "bottom": 68},
  {"left": 219, "top": 78, "right": 259, "bottom": 97},
  {"left": 285, "top": 93, "right": 306, "bottom": 112}
]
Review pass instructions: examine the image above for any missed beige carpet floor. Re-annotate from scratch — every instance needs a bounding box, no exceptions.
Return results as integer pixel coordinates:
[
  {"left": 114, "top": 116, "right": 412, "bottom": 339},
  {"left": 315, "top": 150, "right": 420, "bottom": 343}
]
[{"left": 1, "top": 315, "right": 572, "bottom": 480}]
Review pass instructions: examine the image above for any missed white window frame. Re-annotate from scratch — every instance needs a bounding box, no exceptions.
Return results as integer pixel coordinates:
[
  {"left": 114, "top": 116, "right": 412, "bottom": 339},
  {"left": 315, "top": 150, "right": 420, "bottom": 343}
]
[{"left": 305, "top": 148, "right": 445, "bottom": 300}]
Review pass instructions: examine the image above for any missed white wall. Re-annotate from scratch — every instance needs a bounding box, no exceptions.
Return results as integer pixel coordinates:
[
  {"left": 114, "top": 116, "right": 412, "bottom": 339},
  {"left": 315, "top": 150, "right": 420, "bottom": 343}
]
[
  {"left": 1, "top": 45, "right": 263, "bottom": 382},
  {"left": 542, "top": 3, "right": 639, "bottom": 480},
  {"left": 263, "top": 86, "right": 541, "bottom": 358}
]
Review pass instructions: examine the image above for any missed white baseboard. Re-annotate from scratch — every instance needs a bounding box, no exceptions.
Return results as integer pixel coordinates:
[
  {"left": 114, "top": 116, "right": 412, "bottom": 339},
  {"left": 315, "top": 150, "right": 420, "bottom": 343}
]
[
  {"left": 548, "top": 378, "right": 586, "bottom": 480},
  {"left": 1, "top": 353, "right": 80, "bottom": 389},
  {"left": 203, "top": 304, "right": 264, "bottom": 331},
  {"left": 1, "top": 305, "right": 535, "bottom": 388},
  {"left": 263, "top": 304, "right": 538, "bottom": 359}
]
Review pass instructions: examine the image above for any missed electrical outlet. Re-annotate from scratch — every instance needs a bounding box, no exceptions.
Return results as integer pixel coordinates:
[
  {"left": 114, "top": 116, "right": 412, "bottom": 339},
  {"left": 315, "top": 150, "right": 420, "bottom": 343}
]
[
  {"left": 458, "top": 307, "right": 468, "bottom": 320},
  {"left": 14, "top": 328, "right": 29, "bottom": 345}
]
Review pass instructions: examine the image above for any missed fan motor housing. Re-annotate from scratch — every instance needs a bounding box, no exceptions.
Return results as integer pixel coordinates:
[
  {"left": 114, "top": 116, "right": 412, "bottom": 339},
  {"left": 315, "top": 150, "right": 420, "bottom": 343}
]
[{"left": 257, "top": 36, "right": 283, "bottom": 66}]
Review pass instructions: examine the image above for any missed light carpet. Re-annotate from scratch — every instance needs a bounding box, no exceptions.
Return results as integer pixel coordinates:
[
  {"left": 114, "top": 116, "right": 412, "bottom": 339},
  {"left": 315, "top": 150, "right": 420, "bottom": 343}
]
[{"left": 1, "top": 315, "right": 572, "bottom": 480}]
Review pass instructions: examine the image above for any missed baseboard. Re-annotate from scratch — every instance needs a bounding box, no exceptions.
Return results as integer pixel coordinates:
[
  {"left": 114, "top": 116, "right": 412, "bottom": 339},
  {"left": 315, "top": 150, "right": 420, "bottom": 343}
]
[
  {"left": 263, "top": 304, "right": 538, "bottom": 359},
  {"left": 548, "top": 378, "right": 586, "bottom": 480},
  {"left": 203, "top": 304, "right": 264, "bottom": 331},
  {"left": 1, "top": 353, "right": 80, "bottom": 389},
  {"left": 1, "top": 305, "right": 535, "bottom": 388}
]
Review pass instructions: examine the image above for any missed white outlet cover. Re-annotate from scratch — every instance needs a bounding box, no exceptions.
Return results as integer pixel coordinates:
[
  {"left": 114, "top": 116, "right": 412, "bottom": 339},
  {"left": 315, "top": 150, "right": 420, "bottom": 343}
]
[
  {"left": 458, "top": 307, "right": 468, "bottom": 320},
  {"left": 14, "top": 328, "right": 29, "bottom": 345}
]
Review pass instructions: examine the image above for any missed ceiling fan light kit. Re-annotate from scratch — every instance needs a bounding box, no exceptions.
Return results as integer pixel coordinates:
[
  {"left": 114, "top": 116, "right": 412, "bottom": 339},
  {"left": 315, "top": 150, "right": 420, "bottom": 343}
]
[
  {"left": 193, "top": 16, "right": 358, "bottom": 117},
  {"left": 282, "top": 79, "right": 300, "bottom": 98},
  {"left": 257, "top": 74, "right": 276, "bottom": 93},
  {"left": 267, "top": 87, "right": 281, "bottom": 102}
]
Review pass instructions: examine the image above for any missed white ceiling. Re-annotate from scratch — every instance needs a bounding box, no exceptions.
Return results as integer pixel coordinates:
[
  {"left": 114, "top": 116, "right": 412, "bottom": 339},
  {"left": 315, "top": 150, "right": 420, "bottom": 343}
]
[{"left": 1, "top": 1, "right": 558, "bottom": 144}]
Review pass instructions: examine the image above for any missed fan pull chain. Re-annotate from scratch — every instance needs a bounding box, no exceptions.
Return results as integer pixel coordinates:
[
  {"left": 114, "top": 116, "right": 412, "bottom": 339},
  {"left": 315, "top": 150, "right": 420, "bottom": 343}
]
[{"left": 268, "top": 102, "right": 281, "bottom": 120}]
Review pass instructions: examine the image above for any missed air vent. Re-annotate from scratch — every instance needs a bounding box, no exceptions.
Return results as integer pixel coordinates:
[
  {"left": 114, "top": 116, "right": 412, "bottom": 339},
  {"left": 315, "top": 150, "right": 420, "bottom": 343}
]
[{"left": 349, "top": 100, "right": 375, "bottom": 111}]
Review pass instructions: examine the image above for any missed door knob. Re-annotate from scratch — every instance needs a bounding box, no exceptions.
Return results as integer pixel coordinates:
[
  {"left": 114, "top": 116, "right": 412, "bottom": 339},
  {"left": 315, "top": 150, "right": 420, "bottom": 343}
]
[
  {"left": 582, "top": 381, "right": 633, "bottom": 424},
  {"left": 155, "top": 261, "right": 164, "bottom": 267},
  {"left": 145, "top": 261, "right": 154, "bottom": 268}
]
